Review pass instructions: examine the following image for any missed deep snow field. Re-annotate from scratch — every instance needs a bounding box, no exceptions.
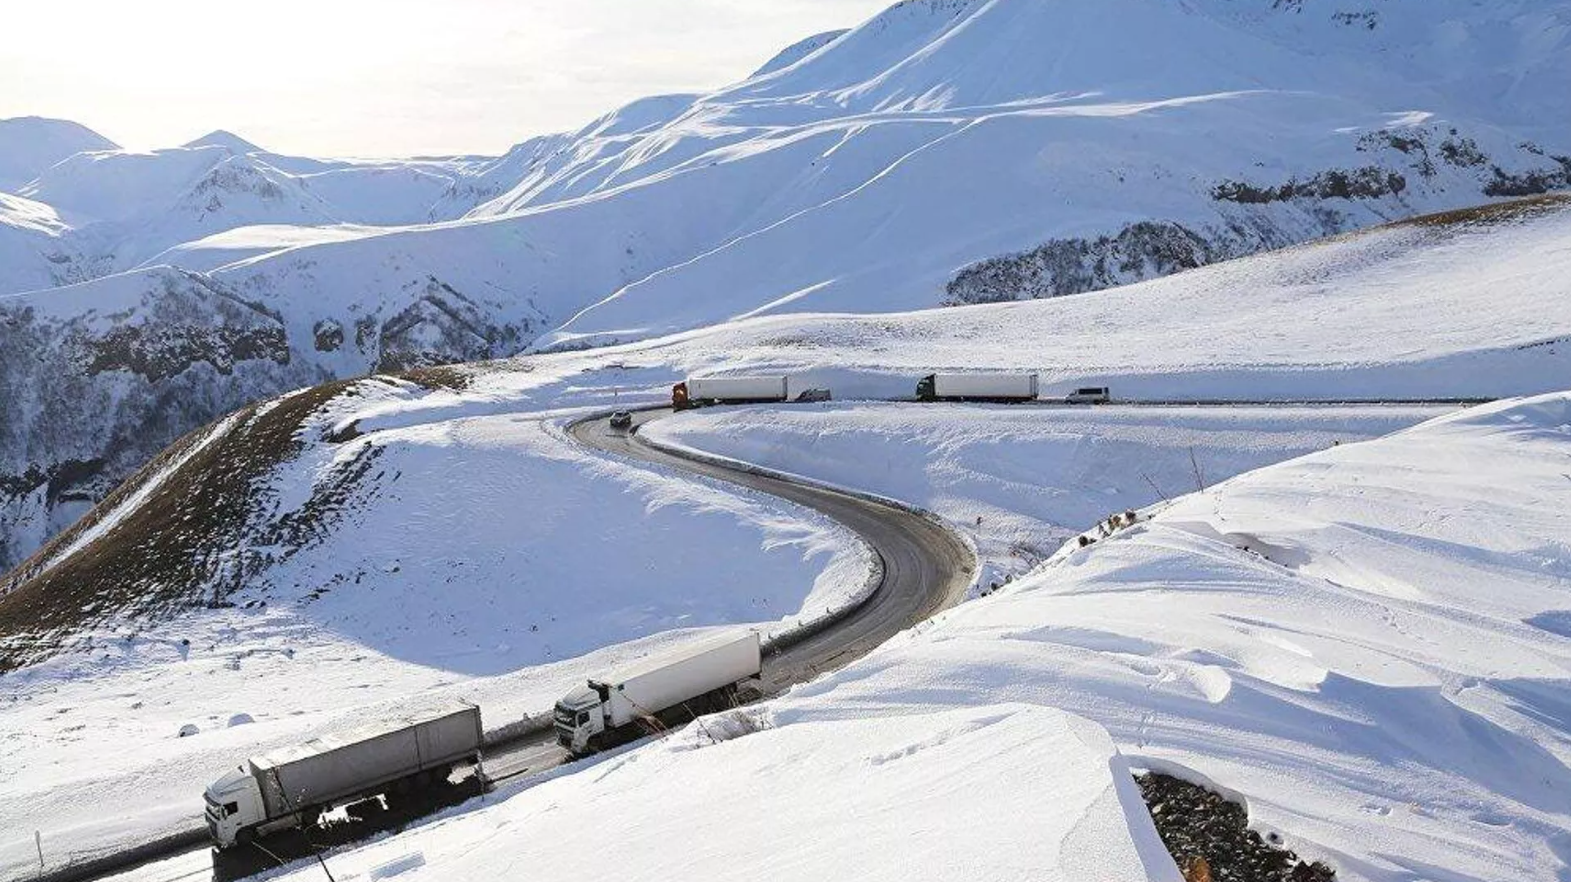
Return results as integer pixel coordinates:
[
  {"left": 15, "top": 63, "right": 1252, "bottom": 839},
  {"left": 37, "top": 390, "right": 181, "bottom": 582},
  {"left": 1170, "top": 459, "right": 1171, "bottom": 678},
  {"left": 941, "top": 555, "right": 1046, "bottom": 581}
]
[
  {"left": 93, "top": 391, "right": 1571, "bottom": 882},
  {"left": 646, "top": 397, "right": 1571, "bottom": 881},
  {"left": 643, "top": 403, "right": 1453, "bottom": 588},
  {"left": 0, "top": 397, "right": 1439, "bottom": 877}
]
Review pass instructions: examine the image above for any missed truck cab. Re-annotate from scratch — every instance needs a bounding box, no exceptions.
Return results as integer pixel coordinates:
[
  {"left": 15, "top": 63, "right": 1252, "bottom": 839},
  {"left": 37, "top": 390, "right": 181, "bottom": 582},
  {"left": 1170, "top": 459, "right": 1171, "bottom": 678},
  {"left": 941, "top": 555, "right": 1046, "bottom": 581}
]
[
  {"left": 204, "top": 766, "right": 265, "bottom": 848},
  {"left": 554, "top": 685, "right": 606, "bottom": 755}
]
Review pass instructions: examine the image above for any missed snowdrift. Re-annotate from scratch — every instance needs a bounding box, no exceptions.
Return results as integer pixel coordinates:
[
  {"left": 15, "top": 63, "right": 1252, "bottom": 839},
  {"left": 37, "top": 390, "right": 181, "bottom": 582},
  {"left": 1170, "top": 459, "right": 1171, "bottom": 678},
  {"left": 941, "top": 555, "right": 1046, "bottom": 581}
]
[
  {"left": 265, "top": 703, "right": 1182, "bottom": 882},
  {"left": 733, "top": 392, "right": 1571, "bottom": 881}
]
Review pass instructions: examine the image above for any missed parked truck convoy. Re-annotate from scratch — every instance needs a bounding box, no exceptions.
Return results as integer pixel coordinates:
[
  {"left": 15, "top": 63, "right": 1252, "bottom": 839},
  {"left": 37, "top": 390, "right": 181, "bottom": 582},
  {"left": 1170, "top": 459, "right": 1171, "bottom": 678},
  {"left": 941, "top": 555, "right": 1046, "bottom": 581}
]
[
  {"left": 554, "top": 631, "right": 762, "bottom": 755},
  {"left": 203, "top": 701, "right": 484, "bottom": 850},
  {"left": 916, "top": 372, "right": 1039, "bottom": 402},
  {"left": 670, "top": 373, "right": 1110, "bottom": 408},
  {"left": 673, "top": 376, "right": 789, "bottom": 409}
]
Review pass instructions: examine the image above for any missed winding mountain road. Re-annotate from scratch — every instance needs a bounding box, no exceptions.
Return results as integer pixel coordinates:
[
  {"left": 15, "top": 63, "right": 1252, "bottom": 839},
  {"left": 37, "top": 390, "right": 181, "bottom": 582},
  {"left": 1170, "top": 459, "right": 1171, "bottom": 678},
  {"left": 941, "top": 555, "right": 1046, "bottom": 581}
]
[
  {"left": 571, "top": 408, "right": 974, "bottom": 691},
  {"left": 59, "top": 406, "right": 973, "bottom": 882}
]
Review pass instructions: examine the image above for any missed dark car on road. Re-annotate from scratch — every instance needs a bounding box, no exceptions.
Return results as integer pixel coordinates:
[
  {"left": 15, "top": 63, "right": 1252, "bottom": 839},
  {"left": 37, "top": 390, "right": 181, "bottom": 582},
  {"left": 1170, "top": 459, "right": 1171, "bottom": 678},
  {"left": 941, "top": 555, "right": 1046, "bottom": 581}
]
[{"left": 609, "top": 410, "right": 634, "bottom": 429}]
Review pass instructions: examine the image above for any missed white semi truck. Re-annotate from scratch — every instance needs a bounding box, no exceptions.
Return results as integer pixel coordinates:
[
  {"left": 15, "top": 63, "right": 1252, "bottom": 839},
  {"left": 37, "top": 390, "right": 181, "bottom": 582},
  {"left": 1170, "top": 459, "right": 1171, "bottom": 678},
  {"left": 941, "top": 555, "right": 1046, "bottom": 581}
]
[
  {"left": 554, "top": 631, "right": 762, "bottom": 755},
  {"left": 672, "top": 376, "right": 789, "bottom": 409},
  {"left": 203, "top": 701, "right": 484, "bottom": 849},
  {"left": 916, "top": 372, "right": 1039, "bottom": 402}
]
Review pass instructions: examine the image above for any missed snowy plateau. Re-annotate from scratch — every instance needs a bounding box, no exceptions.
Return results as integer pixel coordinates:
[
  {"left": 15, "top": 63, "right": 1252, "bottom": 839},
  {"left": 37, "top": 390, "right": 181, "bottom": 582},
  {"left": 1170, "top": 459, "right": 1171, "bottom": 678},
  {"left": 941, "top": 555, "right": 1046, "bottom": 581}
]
[{"left": 1, "top": 1, "right": 1570, "bottom": 882}]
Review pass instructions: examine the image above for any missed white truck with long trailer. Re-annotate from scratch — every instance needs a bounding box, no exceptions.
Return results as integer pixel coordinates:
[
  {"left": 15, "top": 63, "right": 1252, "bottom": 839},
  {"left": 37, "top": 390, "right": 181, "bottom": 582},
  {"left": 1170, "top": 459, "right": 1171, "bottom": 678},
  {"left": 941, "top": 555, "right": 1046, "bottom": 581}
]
[
  {"left": 203, "top": 701, "right": 484, "bottom": 849},
  {"left": 673, "top": 376, "right": 789, "bottom": 409},
  {"left": 554, "top": 631, "right": 762, "bottom": 755},
  {"left": 916, "top": 372, "right": 1038, "bottom": 402}
]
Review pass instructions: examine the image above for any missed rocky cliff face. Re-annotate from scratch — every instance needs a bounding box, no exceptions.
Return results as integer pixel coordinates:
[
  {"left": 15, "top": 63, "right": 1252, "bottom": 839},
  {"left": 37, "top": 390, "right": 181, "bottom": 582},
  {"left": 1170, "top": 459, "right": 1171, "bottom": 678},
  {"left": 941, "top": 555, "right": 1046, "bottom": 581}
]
[
  {"left": 0, "top": 265, "right": 540, "bottom": 571},
  {"left": 946, "top": 129, "right": 1571, "bottom": 304}
]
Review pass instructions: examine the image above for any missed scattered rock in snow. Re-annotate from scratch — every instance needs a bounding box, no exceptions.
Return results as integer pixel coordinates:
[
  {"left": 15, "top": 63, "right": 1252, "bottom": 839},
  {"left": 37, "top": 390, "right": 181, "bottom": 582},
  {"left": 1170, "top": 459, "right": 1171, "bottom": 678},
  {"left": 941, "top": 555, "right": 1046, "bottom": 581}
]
[
  {"left": 1136, "top": 772, "right": 1335, "bottom": 882},
  {"left": 178, "top": 723, "right": 200, "bottom": 738},
  {"left": 227, "top": 713, "right": 254, "bottom": 727}
]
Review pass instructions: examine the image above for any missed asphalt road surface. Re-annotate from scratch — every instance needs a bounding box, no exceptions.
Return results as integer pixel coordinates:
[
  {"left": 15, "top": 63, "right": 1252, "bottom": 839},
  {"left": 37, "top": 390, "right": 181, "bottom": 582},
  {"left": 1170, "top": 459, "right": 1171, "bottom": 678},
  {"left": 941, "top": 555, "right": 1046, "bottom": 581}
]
[{"left": 570, "top": 408, "right": 974, "bottom": 692}]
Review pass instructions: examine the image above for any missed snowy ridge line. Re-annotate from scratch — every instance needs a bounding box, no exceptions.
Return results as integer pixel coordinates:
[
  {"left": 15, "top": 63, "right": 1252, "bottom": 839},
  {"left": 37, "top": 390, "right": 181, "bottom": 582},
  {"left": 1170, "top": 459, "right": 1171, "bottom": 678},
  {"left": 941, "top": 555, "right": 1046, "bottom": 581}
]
[
  {"left": 555, "top": 407, "right": 895, "bottom": 655},
  {"left": 2, "top": 409, "right": 244, "bottom": 598},
  {"left": 49, "top": 411, "right": 245, "bottom": 570}
]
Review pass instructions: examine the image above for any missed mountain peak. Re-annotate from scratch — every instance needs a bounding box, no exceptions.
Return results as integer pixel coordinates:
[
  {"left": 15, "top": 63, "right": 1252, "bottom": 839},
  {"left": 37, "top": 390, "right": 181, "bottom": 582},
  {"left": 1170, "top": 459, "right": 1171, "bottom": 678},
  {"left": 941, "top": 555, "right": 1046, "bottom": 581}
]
[
  {"left": 182, "top": 129, "right": 264, "bottom": 154},
  {"left": 0, "top": 117, "right": 119, "bottom": 192},
  {"left": 752, "top": 28, "right": 850, "bottom": 77}
]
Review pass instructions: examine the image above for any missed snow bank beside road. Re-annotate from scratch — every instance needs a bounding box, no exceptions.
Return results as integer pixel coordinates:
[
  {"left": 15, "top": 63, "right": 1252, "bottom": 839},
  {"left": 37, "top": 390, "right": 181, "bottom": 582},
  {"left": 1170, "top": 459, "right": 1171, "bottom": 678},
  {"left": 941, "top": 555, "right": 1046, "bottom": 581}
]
[
  {"left": 644, "top": 403, "right": 1452, "bottom": 587},
  {"left": 268, "top": 703, "right": 1180, "bottom": 882},
  {"left": 767, "top": 393, "right": 1571, "bottom": 881}
]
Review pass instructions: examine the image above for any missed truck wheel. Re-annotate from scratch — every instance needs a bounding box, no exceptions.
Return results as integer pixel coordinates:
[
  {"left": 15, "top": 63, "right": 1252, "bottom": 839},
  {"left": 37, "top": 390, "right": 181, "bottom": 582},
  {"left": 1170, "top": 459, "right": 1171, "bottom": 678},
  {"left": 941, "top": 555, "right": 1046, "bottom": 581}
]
[{"left": 415, "top": 770, "right": 431, "bottom": 789}]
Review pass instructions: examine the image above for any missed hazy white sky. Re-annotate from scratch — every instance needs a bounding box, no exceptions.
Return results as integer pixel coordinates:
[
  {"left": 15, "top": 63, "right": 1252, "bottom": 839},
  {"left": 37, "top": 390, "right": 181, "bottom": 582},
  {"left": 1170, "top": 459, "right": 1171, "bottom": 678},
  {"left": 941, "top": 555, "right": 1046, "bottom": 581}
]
[{"left": 1, "top": 0, "right": 890, "bottom": 157}]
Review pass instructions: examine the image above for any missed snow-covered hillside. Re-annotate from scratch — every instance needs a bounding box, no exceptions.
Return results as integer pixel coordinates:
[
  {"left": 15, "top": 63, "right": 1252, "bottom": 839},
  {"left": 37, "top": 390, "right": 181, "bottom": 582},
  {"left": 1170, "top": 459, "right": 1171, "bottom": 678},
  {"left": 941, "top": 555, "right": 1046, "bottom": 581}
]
[
  {"left": 66, "top": 387, "right": 1568, "bottom": 882},
  {"left": 0, "top": 382, "right": 871, "bottom": 875},
  {"left": 5, "top": 141, "right": 505, "bottom": 286},
  {"left": 5, "top": 0, "right": 1571, "bottom": 570},
  {"left": 3, "top": 188, "right": 1570, "bottom": 875},
  {"left": 701, "top": 392, "right": 1571, "bottom": 882},
  {"left": 0, "top": 392, "right": 1437, "bottom": 877}
]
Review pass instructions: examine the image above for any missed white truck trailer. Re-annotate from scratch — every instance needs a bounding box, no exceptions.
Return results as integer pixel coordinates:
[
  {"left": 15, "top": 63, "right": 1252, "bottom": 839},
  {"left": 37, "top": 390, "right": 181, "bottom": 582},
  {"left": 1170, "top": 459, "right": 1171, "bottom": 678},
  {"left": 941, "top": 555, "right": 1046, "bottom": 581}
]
[
  {"left": 673, "top": 376, "right": 789, "bottom": 409},
  {"left": 916, "top": 372, "right": 1038, "bottom": 402},
  {"left": 554, "top": 631, "right": 762, "bottom": 755},
  {"left": 203, "top": 701, "right": 483, "bottom": 849}
]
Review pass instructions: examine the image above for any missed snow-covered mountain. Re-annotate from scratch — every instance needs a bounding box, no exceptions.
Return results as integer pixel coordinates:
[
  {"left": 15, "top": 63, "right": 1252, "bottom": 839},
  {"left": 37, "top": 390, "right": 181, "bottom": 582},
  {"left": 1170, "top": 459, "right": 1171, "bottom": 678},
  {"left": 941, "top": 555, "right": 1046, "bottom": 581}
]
[
  {"left": 0, "top": 116, "right": 117, "bottom": 192},
  {"left": 2, "top": 138, "right": 509, "bottom": 287},
  {"left": 4, "top": 0, "right": 1571, "bottom": 571},
  {"left": 181, "top": 129, "right": 264, "bottom": 154}
]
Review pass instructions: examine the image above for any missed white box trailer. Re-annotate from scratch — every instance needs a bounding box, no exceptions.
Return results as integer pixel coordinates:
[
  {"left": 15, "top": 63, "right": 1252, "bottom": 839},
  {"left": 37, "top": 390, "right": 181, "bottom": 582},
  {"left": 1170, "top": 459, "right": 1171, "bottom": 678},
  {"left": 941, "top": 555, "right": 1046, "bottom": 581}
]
[
  {"left": 204, "top": 701, "right": 483, "bottom": 848},
  {"left": 674, "top": 376, "right": 789, "bottom": 408},
  {"left": 554, "top": 631, "right": 762, "bottom": 755},
  {"left": 917, "top": 372, "right": 1038, "bottom": 402}
]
